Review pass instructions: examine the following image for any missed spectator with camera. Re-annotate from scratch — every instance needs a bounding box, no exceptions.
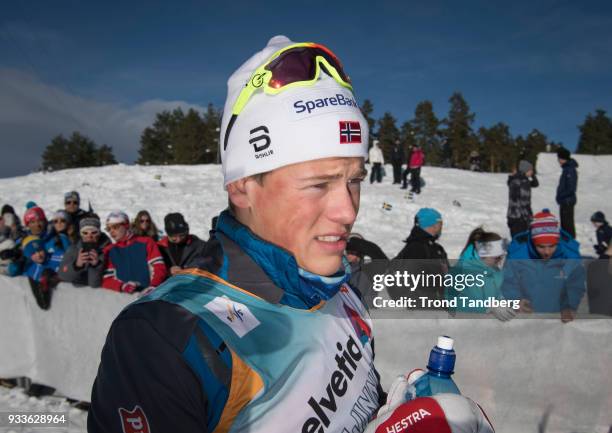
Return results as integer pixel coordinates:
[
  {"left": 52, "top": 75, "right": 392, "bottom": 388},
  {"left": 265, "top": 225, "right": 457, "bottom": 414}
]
[{"left": 59, "top": 216, "right": 110, "bottom": 287}]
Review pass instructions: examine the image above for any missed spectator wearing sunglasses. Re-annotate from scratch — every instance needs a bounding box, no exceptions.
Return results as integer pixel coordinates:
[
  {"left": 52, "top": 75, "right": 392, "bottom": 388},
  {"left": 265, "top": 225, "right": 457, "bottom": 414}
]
[
  {"left": 59, "top": 216, "right": 110, "bottom": 287},
  {"left": 446, "top": 227, "right": 516, "bottom": 321},
  {"left": 131, "top": 210, "right": 160, "bottom": 242},
  {"left": 102, "top": 211, "right": 167, "bottom": 293},
  {"left": 157, "top": 213, "right": 207, "bottom": 275},
  {"left": 44, "top": 210, "right": 72, "bottom": 272},
  {"left": 64, "top": 191, "right": 88, "bottom": 232}
]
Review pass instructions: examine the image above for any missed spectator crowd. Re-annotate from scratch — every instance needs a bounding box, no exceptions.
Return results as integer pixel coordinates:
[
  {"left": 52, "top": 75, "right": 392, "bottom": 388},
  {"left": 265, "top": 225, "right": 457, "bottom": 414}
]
[
  {"left": 0, "top": 147, "right": 610, "bottom": 318},
  {"left": 0, "top": 191, "right": 208, "bottom": 309}
]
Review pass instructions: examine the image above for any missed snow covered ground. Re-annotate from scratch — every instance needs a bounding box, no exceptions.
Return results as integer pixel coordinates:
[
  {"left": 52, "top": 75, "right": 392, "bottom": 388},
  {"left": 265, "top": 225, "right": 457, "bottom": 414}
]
[{"left": 1, "top": 152, "right": 611, "bottom": 432}]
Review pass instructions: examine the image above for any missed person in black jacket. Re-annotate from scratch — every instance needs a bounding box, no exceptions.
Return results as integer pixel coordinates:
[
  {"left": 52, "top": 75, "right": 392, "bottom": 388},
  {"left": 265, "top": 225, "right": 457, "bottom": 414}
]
[
  {"left": 390, "top": 140, "right": 404, "bottom": 184},
  {"left": 388, "top": 208, "right": 448, "bottom": 306},
  {"left": 591, "top": 211, "right": 612, "bottom": 259},
  {"left": 555, "top": 148, "right": 578, "bottom": 238},
  {"left": 345, "top": 233, "right": 388, "bottom": 308},
  {"left": 63, "top": 191, "right": 88, "bottom": 234},
  {"left": 157, "top": 213, "right": 207, "bottom": 276},
  {"left": 506, "top": 160, "right": 539, "bottom": 237}
]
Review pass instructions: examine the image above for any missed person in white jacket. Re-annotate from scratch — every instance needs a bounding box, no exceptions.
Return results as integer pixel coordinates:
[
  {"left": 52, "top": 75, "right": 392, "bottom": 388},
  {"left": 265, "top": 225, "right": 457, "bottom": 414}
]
[{"left": 369, "top": 140, "right": 385, "bottom": 183}]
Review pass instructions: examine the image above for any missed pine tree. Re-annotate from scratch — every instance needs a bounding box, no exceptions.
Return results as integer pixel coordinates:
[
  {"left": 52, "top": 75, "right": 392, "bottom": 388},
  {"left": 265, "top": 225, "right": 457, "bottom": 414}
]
[
  {"left": 96, "top": 144, "right": 117, "bottom": 166},
  {"left": 377, "top": 112, "right": 400, "bottom": 161},
  {"left": 515, "top": 129, "right": 550, "bottom": 171},
  {"left": 360, "top": 99, "right": 376, "bottom": 146},
  {"left": 41, "top": 132, "right": 116, "bottom": 171},
  {"left": 478, "top": 123, "right": 515, "bottom": 172},
  {"left": 399, "top": 121, "right": 416, "bottom": 162},
  {"left": 137, "top": 110, "right": 182, "bottom": 165},
  {"left": 173, "top": 109, "right": 207, "bottom": 164},
  {"left": 202, "top": 103, "right": 221, "bottom": 163},
  {"left": 410, "top": 100, "right": 442, "bottom": 165},
  {"left": 441, "top": 92, "right": 476, "bottom": 168},
  {"left": 576, "top": 109, "right": 612, "bottom": 154}
]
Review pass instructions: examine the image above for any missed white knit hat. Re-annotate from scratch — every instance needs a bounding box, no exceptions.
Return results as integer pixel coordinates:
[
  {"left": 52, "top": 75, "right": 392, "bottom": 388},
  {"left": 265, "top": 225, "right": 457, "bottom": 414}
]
[
  {"left": 220, "top": 35, "right": 368, "bottom": 186},
  {"left": 106, "top": 211, "right": 129, "bottom": 225}
]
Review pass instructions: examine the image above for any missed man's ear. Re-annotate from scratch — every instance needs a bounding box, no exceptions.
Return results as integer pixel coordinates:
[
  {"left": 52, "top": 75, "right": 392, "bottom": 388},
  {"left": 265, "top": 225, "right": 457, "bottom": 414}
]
[{"left": 227, "top": 178, "right": 252, "bottom": 209}]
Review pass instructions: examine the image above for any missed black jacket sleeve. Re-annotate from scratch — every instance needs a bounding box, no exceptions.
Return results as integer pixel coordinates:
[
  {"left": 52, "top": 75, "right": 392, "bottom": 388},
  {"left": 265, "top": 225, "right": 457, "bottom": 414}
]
[{"left": 88, "top": 302, "right": 208, "bottom": 433}]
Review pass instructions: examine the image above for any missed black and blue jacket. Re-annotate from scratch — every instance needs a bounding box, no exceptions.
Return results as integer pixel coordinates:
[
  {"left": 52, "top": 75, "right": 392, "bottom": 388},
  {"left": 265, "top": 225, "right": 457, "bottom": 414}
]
[{"left": 88, "top": 211, "right": 384, "bottom": 433}]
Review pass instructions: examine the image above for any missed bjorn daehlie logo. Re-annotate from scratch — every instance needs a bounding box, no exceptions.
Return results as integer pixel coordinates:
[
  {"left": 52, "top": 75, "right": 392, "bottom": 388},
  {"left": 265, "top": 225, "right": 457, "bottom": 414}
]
[
  {"left": 339, "top": 121, "right": 361, "bottom": 144},
  {"left": 249, "top": 125, "right": 274, "bottom": 159},
  {"left": 226, "top": 302, "right": 245, "bottom": 323},
  {"left": 118, "top": 406, "right": 150, "bottom": 433}
]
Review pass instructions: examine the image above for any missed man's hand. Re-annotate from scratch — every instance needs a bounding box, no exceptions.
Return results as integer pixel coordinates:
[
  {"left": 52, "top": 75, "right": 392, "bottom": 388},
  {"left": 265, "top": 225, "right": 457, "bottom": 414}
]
[
  {"left": 489, "top": 305, "right": 517, "bottom": 322},
  {"left": 170, "top": 266, "right": 182, "bottom": 275},
  {"left": 519, "top": 299, "right": 533, "bottom": 313},
  {"left": 121, "top": 282, "right": 140, "bottom": 294},
  {"left": 88, "top": 249, "right": 99, "bottom": 266},
  {"left": 76, "top": 249, "right": 89, "bottom": 268},
  {"left": 561, "top": 309, "right": 575, "bottom": 323}
]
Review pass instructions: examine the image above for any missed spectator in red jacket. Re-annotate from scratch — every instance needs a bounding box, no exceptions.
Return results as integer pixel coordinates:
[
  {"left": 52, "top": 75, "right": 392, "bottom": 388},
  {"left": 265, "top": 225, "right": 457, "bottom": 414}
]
[
  {"left": 102, "top": 211, "right": 167, "bottom": 293},
  {"left": 401, "top": 144, "right": 425, "bottom": 193}
]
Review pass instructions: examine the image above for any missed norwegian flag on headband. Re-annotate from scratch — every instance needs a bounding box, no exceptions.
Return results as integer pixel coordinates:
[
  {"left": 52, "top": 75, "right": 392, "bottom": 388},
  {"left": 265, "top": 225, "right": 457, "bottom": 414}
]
[{"left": 339, "top": 121, "right": 362, "bottom": 144}]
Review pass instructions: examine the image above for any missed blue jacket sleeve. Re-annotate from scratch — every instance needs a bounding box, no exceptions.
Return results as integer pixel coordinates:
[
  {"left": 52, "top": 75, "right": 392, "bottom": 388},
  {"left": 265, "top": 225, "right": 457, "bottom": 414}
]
[
  {"left": 501, "top": 260, "right": 526, "bottom": 302},
  {"left": 562, "top": 261, "right": 586, "bottom": 310}
]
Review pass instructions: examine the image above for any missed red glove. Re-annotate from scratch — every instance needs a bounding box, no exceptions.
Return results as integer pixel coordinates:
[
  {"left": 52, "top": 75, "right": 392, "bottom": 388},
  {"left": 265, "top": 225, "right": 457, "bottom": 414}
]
[{"left": 121, "top": 282, "right": 139, "bottom": 294}]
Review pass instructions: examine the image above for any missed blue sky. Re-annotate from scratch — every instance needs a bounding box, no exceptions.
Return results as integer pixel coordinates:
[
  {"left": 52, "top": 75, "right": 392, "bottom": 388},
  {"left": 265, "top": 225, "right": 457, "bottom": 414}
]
[{"left": 1, "top": 0, "right": 611, "bottom": 177}]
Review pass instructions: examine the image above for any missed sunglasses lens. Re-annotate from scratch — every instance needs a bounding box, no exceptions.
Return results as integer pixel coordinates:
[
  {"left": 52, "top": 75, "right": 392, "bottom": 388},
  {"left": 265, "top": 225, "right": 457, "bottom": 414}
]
[{"left": 266, "top": 46, "right": 350, "bottom": 89}]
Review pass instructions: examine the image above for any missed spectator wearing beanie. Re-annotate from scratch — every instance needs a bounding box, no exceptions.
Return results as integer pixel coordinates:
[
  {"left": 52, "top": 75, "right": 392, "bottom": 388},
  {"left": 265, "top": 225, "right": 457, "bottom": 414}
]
[
  {"left": 102, "top": 211, "right": 167, "bottom": 293},
  {"left": 59, "top": 216, "right": 110, "bottom": 287},
  {"left": 507, "top": 159, "right": 539, "bottom": 237},
  {"left": 23, "top": 206, "right": 49, "bottom": 240},
  {"left": 157, "top": 213, "right": 207, "bottom": 275},
  {"left": 502, "top": 209, "right": 585, "bottom": 321},
  {"left": 345, "top": 233, "right": 388, "bottom": 309},
  {"left": 590, "top": 211, "right": 612, "bottom": 259},
  {"left": 388, "top": 208, "right": 448, "bottom": 306},
  {"left": 555, "top": 147, "right": 578, "bottom": 238},
  {"left": 64, "top": 191, "right": 88, "bottom": 232}
]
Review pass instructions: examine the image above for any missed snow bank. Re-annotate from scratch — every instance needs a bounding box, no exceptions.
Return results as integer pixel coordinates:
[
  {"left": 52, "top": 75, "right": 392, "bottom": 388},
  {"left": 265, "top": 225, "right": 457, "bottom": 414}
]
[
  {"left": 1, "top": 274, "right": 611, "bottom": 432},
  {"left": 0, "top": 275, "right": 131, "bottom": 401}
]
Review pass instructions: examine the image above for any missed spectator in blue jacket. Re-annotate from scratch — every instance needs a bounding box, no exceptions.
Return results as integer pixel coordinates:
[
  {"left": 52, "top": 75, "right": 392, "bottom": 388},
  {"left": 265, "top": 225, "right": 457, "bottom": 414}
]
[
  {"left": 555, "top": 147, "right": 578, "bottom": 238},
  {"left": 502, "top": 209, "right": 585, "bottom": 322},
  {"left": 45, "top": 211, "right": 72, "bottom": 272},
  {"left": 447, "top": 227, "right": 516, "bottom": 321}
]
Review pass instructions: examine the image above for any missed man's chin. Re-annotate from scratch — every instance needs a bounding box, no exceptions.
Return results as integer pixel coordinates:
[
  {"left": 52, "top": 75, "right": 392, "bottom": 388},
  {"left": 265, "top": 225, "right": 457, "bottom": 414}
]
[{"left": 301, "top": 256, "right": 343, "bottom": 277}]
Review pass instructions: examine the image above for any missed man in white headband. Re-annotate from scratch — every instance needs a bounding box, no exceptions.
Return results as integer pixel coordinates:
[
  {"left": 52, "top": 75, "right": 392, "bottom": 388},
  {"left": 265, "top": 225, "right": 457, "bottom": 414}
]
[{"left": 89, "top": 36, "right": 492, "bottom": 433}]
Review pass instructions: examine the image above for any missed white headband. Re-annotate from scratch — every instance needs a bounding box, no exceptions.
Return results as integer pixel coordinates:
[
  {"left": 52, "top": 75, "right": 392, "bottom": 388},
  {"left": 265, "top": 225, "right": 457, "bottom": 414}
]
[{"left": 476, "top": 239, "right": 506, "bottom": 258}]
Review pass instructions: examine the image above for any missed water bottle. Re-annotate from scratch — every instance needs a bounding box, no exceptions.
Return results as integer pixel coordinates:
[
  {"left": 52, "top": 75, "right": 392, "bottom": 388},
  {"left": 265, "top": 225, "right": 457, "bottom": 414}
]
[{"left": 406, "top": 335, "right": 461, "bottom": 400}]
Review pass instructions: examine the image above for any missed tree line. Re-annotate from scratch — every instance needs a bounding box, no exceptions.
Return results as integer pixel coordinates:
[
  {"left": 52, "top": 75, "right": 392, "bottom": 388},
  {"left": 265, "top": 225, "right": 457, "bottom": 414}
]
[{"left": 40, "top": 95, "right": 612, "bottom": 173}]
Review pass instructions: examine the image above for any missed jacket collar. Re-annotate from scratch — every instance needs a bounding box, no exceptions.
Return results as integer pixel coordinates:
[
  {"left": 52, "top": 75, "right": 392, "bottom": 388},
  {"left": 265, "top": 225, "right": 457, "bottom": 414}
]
[{"left": 216, "top": 210, "right": 345, "bottom": 308}]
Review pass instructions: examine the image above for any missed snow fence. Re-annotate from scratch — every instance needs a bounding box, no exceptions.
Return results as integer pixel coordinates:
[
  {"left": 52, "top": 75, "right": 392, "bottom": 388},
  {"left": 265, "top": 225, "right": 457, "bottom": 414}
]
[{"left": 1, "top": 275, "right": 611, "bottom": 432}]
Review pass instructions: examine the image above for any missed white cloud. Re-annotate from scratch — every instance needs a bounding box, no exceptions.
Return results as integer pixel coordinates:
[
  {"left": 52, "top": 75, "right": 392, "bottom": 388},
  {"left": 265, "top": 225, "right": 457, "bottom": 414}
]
[{"left": 0, "top": 67, "right": 207, "bottom": 177}]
